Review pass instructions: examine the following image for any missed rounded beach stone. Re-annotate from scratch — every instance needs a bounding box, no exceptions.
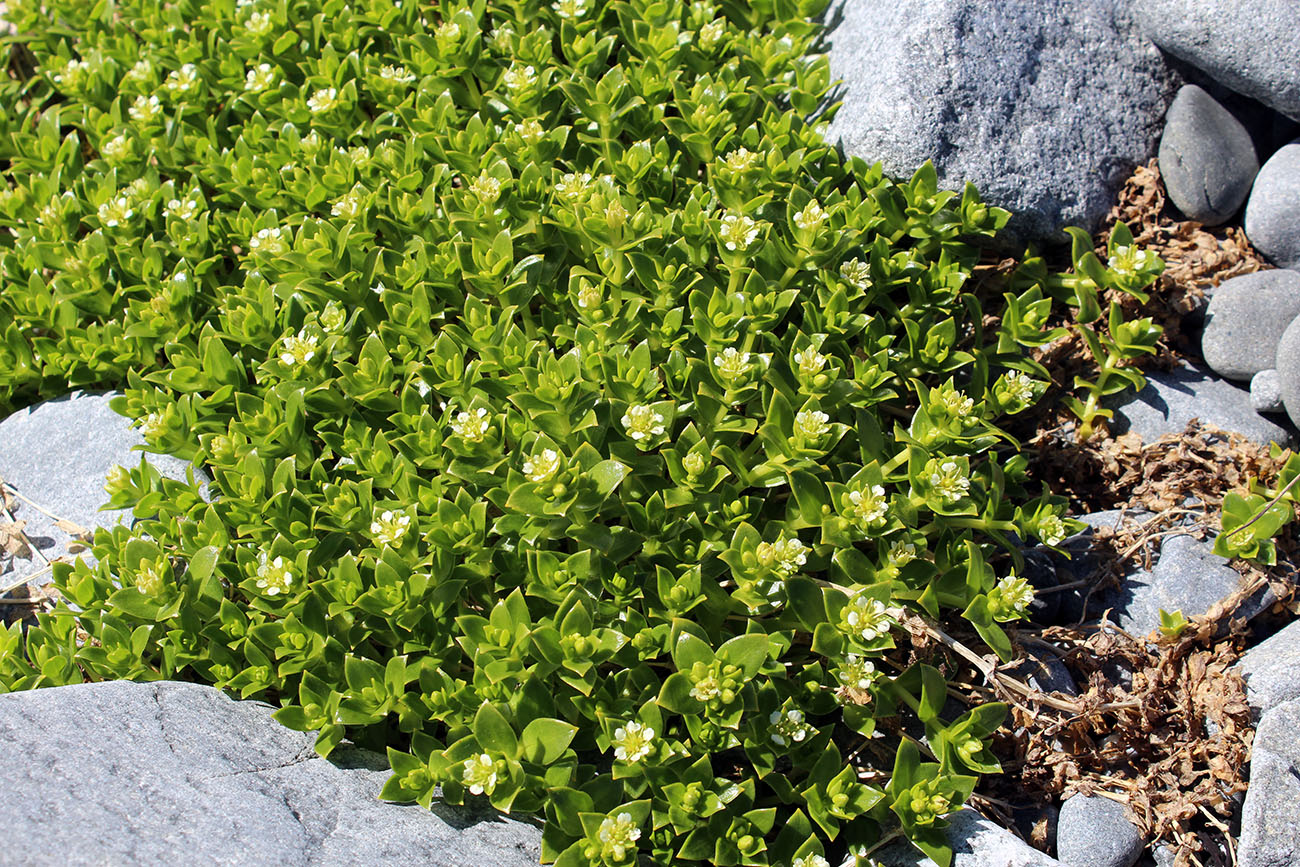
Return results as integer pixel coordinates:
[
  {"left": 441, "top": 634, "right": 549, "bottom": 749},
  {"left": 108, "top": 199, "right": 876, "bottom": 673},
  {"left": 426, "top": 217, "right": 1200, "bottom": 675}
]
[
  {"left": 1056, "top": 794, "right": 1145, "bottom": 867},
  {"left": 1252, "top": 368, "right": 1285, "bottom": 414},
  {"left": 1159, "top": 84, "right": 1258, "bottom": 225},
  {"left": 1245, "top": 139, "right": 1300, "bottom": 270},
  {"left": 1200, "top": 270, "right": 1300, "bottom": 381},
  {"left": 1274, "top": 314, "right": 1300, "bottom": 428}
]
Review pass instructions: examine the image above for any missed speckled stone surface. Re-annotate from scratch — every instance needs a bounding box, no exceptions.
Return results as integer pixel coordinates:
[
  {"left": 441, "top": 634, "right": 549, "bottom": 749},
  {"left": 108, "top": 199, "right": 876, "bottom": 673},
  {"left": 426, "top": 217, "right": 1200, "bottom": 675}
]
[
  {"left": 0, "top": 681, "right": 542, "bottom": 866},
  {"left": 0, "top": 391, "right": 206, "bottom": 587}
]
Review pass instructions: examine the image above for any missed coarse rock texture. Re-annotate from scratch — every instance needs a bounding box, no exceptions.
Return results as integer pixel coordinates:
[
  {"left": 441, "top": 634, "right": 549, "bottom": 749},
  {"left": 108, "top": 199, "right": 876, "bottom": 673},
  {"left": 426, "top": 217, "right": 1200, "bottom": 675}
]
[
  {"left": 1107, "top": 359, "right": 1296, "bottom": 448},
  {"left": 1245, "top": 139, "right": 1300, "bottom": 270},
  {"left": 1200, "top": 270, "right": 1300, "bottom": 381},
  {"left": 822, "top": 0, "right": 1177, "bottom": 245},
  {"left": 870, "top": 809, "right": 1064, "bottom": 866},
  {"left": 1251, "top": 369, "right": 1285, "bottom": 414},
  {"left": 1099, "top": 532, "right": 1272, "bottom": 636},
  {"left": 1272, "top": 312, "right": 1300, "bottom": 429},
  {"left": 1134, "top": 0, "right": 1300, "bottom": 123},
  {"left": 0, "top": 680, "right": 542, "bottom": 866},
  {"left": 1158, "top": 84, "right": 1258, "bottom": 225},
  {"left": 0, "top": 391, "right": 206, "bottom": 588},
  {"left": 1054, "top": 794, "right": 1145, "bottom": 867},
  {"left": 1237, "top": 699, "right": 1300, "bottom": 867},
  {"left": 1236, "top": 620, "right": 1300, "bottom": 717}
]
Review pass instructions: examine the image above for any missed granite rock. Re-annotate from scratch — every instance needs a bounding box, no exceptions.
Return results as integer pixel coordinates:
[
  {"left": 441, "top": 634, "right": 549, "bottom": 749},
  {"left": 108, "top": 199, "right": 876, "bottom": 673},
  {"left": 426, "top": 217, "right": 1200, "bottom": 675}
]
[
  {"left": 1245, "top": 139, "right": 1300, "bottom": 270},
  {"left": 1200, "top": 270, "right": 1300, "bottom": 381},
  {"left": 1236, "top": 620, "right": 1300, "bottom": 717},
  {"left": 1007, "top": 647, "right": 1078, "bottom": 696},
  {"left": 1251, "top": 369, "right": 1286, "bottom": 414},
  {"left": 1055, "top": 794, "right": 1145, "bottom": 867},
  {"left": 869, "top": 808, "right": 1063, "bottom": 866},
  {"left": 0, "top": 680, "right": 542, "bottom": 866},
  {"left": 1271, "top": 302, "right": 1300, "bottom": 427},
  {"left": 0, "top": 391, "right": 206, "bottom": 589},
  {"left": 1134, "top": 0, "right": 1300, "bottom": 123},
  {"left": 1237, "top": 699, "right": 1300, "bottom": 867},
  {"left": 1158, "top": 84, "right": 1258, "bottom": 225},
  {"left": 1107, "top": 359, "right": 1296, "bottom": 447},
  {"left": 823, "top": 0, "right": 1176, "bottom": 245}
]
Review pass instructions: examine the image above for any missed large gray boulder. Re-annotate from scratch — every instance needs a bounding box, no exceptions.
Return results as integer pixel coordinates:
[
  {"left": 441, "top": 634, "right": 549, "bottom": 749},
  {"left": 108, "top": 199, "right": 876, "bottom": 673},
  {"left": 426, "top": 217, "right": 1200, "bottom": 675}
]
[
  {"left": 1272, "top": 312, "right": 1300, "bottom": 428},
  {"left": 1134, "top": 0, "right": 1300, "bottom": 123},
  {"left": 1236, "top": 620, "right": 1300, "bottom": 718},
  {"left": 0, "top": 391, "right": 205, "bottom": 589},
  {"left": 1237, "top": 699, "right": 1300, "bottom": 867},
  {"left": 822, "top": 0, "right": 1177, "bottom": 245},
  {"left": 1158, "top": 84, "right": 1258, "bottom": 225},
  {"left": 0, "top": 680, "right": 542, "bottom": 866},
  {"left": 1200, "top": 270, "right": 1300, "bottom": 382},
  {"left": 1245, "top": 140, "right": 1300, "bottom": 271},
  {"left": 1107, "top": 359, "right": 1296, "bottom": 447}
]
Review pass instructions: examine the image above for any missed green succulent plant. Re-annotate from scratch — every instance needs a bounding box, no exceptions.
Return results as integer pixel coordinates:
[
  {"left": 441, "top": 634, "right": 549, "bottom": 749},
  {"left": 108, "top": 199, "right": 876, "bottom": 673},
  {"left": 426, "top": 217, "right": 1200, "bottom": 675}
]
[{"left": 0, "top": 0, "right": 1164, "bottom": 864}]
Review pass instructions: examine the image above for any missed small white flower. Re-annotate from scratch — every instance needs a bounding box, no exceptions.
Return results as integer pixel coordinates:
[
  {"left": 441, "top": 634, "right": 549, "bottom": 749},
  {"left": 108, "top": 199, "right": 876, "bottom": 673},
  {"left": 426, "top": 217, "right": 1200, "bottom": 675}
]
[
  {"left": 255, "top": 554, "right": 295, "bottom": 596},
  {"left": 682, "top": 451, "right": 707, "bottom": 477},
  {"left": 756, "top": 535, "right": 807, "bottom": 577},
  {"left": 611, "top": 721, "right": 655, "bottom": 763},
  {"left": 553, "top": 0, "right": 589, "bottom": 18},
  {"left": 370, "top": 281, "right": 387, "bottom": 296},
  {"left": 793, "top": 855, "right": 831, "bottom": 867},
  {"left": 837, "top": 654, "right": 879, "bottom": 691},
  {"left": 513, "top": 118, "right": 545, "bottom": 145},
  {"left": 522, "top": 448, "right": 562, "bottom": 483},
  {"left": 793, "top": 199, "right": 826, "bottom": 232},
  {"left": 468, "top": 173, "right": 502, "bottom": 203},
  {"left": 450, "top": 407, "right": 492, "bottom": 442},
  {"left": 100, "top": 134, "right": 132, "bottom": 163},
  {"left": 135, "top": 560, "right": 166, "bottom": 595},
  {"left": 698, "top": 17, "right": 726, "bottom": 48},
  {"left": 718, "top": 212, "right": 762, "bottom": 251},
  {"left": 248, "top": 226, "right": 288, "bottom": 256},
  {"left": 279, "top": 329, "right": 318, "bottom": 366},
  {"left": 596, "top": 813, "right": 641, "bottom": 862},
  {"left": 621, "top": 404, "right": 666, "bottom": 442},
  {"left": 164, "top": 62, "right": 200, "bottom": 95},
  {"left": 1002, "top": 370, "right": 1036, "bottom": 406},
  {"left": 842, "top": 593, "right": 897, "bottom": 642},
  {"left": 461, "top": 753, "right": 498, "bottom": 796},
  {"left": 935, "top": 387, "right": 974, "bottom": 418},
  {"left": 378, "top": 64, "right": 415, "bottom": 85},
  {"left": 97, "top": 195, "right": 134, "bottom": 228},
  {"left": 370, "top": 509, "right": 412, "bottom": 547},
  {"left": 1107, "top": 245, "right": 1156, "bottom": 274},
  {"left": 712, "top": 347, "right": 752, "bottom": 383},
  {"left": 164, "top": 197, "right": 201, "bottom": 221},
  {"left": 689, "top": 670, "right": 720, "bottom": 702},
  {"left": 928, "top": 460, "right": 970, "bottom": 504},
  {"left": 792, "top": 346, "right": 827, "bottom": 378},
  {"left": 123, "top": 58, "right": 154, "bottom": 85},
  {"left": 347, "top": 144, "right": 371, "bottom": 166},
  {"left": 138, "top": 411, "right": 167, "bottom": 440},
  {"left": 307, "top": 86, "right": 339, "bottom": 114},
  {"left": 435, "top": 19, "right": 461, "bottom": 42},
  {"left": 993, "top": 574, "right": 1035, "bottom": 617},
  {"left": 52, "top": 58, "right": 89, "bottom": 87},
  {"left": 846, "top": 485, "right": 888, "bottom": 527},
  {"left": 128, "top": 94, "right": 162, "bottom": 122},
  {"left": 793, "top": 409, "right": 830, "bottom": 442},
  {"left": 888, "top": 540, "right": 917, "bottom": 566},
  {"left": 1037, "top": 514, "right": 1067, "bottom": 547},
  {"left": 300, "top": 131, "right": 324, "bottom": 154},
  {"left": 501, "top": 65, "right": 536, "bottom": 91},
  {"left": 244, "top": 62, "right": 277, "bottom": 93},
  {"left": 244, "top": 10, "right": 274, "bottom": 37},
  {"left": 840, "top": 258, "right": 871, "bottom": 291},
  {"left": 719, "top": 147, "right": 757, "bottom": 173},
  {"left": 768, "top": 708, "right": 811, "bottom": 747},
  {"left": 331, "top": 190, "right": 364, "bottom": 219},
  {"left": 555, "top": 172, "right": 592, "bottom": 201}
]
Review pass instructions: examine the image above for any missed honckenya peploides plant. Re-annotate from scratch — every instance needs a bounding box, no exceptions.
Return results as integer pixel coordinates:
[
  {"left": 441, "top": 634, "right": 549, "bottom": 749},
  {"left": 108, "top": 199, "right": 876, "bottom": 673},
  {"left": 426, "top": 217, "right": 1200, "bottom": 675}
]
[{"left": 0, "top": 0, "right": 1163, "bottom": 864}]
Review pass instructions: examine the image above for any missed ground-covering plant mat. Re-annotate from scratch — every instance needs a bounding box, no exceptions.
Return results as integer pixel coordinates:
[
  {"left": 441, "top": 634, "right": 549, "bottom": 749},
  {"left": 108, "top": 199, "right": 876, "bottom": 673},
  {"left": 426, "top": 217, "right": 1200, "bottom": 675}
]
[{"left": 0, "top": 3, "right": 1296, "bottom": 867}]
